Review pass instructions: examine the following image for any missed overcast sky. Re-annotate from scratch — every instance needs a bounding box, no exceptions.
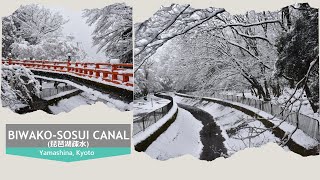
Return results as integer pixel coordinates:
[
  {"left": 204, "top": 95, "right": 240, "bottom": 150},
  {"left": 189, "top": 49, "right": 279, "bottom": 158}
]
[{"left": 49, "top": 6, "right": 106, "bottom": 61}]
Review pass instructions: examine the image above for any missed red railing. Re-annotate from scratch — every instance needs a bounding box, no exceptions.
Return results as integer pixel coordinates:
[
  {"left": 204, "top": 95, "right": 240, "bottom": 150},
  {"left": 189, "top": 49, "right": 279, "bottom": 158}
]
[{"left": 2, "top": 59, "right": 133, "bottom": 87}]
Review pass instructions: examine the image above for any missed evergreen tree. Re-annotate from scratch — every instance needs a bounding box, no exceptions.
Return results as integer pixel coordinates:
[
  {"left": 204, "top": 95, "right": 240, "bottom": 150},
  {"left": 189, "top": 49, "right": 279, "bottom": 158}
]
[{"left": 275, "top": 7, "right": 319, "bottom": 112}]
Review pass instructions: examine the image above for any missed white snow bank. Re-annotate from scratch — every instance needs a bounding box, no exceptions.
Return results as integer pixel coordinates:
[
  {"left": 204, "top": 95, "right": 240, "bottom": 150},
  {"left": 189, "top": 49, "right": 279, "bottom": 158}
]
[
  {"left": 203, "top": 96, "right": 319, "bottom": 149},
  {"left": 145, "top": 107, "right": 203, "bottom": 160},
  {"left": 257, "top": 110, "right": 319, "bottom": 149},
  {"left": 48, "top": 94, "right": 93, "bottom": 114},
  {"left": 43, "top": 89, "right": 79, "bottom": 100},
  {"left": 272, "top": 88, "right": 319, "bottom": 120},
  {"left": 133, "top": 102, "right": 178, "bottom": 145},
  {"left": 110, "top": 59, "right": 120, "bottom": 64},
  {"left": 41, "top": 82, "right": 55, "bottom": 89},
  {"left": 133, "top": 94, "right": 170, "bottom": 117}
]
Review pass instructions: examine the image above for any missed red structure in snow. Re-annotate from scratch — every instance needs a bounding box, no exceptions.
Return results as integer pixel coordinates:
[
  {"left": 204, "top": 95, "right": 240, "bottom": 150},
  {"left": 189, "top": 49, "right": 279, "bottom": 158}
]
[{"left": 2, "top": 59, "right": 133, "bottom": 87}]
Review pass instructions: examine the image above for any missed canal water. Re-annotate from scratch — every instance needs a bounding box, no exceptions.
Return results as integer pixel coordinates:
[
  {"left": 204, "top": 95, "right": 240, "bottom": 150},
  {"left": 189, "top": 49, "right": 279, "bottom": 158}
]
[
  {"left": 16, "top": 79, "right": 124, "bottom": 114},
  {"left": 16, "top": 80, "right": 81, "bottom": 114},
  {"left": 39, "top": 81, "right": 76, "bottom": 99},
  {"left": 40, "top": 80, "right": 111, "bottom": 115}
]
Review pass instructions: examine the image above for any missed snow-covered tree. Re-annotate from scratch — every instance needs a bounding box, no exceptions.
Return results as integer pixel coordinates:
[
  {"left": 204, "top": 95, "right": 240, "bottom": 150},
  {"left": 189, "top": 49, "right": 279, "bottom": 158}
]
[
  {"left": 2, "top": 16, "right": 18, "bottom": 58},
  {"left": 12, "top": 4, "right": 66, "bottom": 45},
  {"left": 135, "top": 3, "right": 318, "bottom": 113},
  {"left": 134, "top": 4, "right": 225, "bottom": 71},
  {"left": 134, "top": 4, "right": 283, "bottom": 99},
  {"left": 2, "top": 4, "right": 86, "bottom": 61},
  {"left": 134, "top": 3, "right": 319, "bottom": 154},
  {"left": 83, "top": 3, "right": 132, "bottom": 63},
  {"left": 10, "top": 35, "right": 87, "bottom": 60},
  {"left": 1, "top": 64, "right": 41, "bottom": 111},
  {"left": 134, "top": 59, "right": 164, "bottom": 98}
]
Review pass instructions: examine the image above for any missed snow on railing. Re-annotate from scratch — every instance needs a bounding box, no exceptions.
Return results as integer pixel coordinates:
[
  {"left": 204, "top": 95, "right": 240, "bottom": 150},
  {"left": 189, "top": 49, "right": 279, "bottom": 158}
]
[
  {"left": 133, "top": 94, "right": 174, "bottom": 136},
  {"left": 2, "top": 59, "right": 133, "bottom": 87}
]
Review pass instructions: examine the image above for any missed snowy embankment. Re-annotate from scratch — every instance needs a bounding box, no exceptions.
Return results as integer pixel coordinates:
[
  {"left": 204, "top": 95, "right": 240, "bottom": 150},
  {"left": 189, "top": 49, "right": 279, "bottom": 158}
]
[
  {"left": 133, "top": 102, "right": 178, "bottom": 145},
  {"left": 206, "top": 96, "right": 319, "bottom": 149},
  {"left": 145, "top": 107, "right": 203, "bottom": 160},
  {"left": 34, "top": 75, "right": 132, "bottom": 111},
  {"left": 174, "top": 94, "right": 319, "bottom": 154},
  {"left": 174, "top": 96, "right": 280, "bottom": 155},
  {"left": 273, "top": 88, "right": 319, "bottom": 120},
  {"left": 48, "top": 92, "right": 96, "bottom": 114},
  {"left": 219, "top": 88, "right": 319, "bottom": 120},
  {"left": 43, "top": 89, "right": 79, "bottom": 101}
]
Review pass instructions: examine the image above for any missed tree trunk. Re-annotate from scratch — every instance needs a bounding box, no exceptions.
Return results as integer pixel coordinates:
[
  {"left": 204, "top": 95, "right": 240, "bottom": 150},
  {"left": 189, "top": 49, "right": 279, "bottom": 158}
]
[
  {"left": 304, "top": 85, "right": 319, "bottom": 113},
  {"left": 253, "top": 83, "right": 267, "bottom": 100},
  {"left": 276, "top": 81, "right": 281, "bottom": 97},
  {"left": 264, "top": 80, "right": 271, "bottom": 101},
  {"left": 250, "top": 76, "right": 268, "bottom": 101},
  {"left": 289, "top": 79, "right": 295, "bottom": 88}
]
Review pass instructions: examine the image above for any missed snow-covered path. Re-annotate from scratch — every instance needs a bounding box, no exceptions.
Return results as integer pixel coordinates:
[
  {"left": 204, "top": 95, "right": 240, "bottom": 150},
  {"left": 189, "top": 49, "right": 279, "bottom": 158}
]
[{"left": 145, "top": 107, "right": 203, "bottom": 160}]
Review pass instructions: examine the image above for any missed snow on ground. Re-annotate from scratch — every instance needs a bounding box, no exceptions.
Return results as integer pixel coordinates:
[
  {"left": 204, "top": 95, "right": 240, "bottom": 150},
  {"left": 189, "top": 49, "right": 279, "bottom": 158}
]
[
  {"left": 145, "top": 107, "right": 203, "bottom": 160},
  {"left": 257, "top": 110, "right": 319, "bottom": 149},
  {"left": 272, "top": 88, "right": 319, "bottom": 120},
  {"left": 201, "top": 96, "right": 319, "bottom": 150},
  {"left": 41, "top": 82, "right": 55, "bottom": 89},
  {"left": 221, "top": 91, "right": 260, "bottom": 100},
  {"left": 174, "top": 96, "right": 281, "bottom": 155},
  {"left": 43, "top": 89, "right": 79, "bottom": 101},
  {"left": 133, "top": 94, "right": 170, "bottom": 118},
  {"left": 48, "top": 92, "right": 95, "bottom": 114},
  {"left": 220, "top": 88, "right": 319, "bottom": 120},
  {"left": 35, "top": 75, "right": 132, "bottom": 111},
  {"left": 49, "top": 91, "right": 131, "bottom": 114},
  {"left": 41, "top": 81, "right": 67, "bottom": 89}
]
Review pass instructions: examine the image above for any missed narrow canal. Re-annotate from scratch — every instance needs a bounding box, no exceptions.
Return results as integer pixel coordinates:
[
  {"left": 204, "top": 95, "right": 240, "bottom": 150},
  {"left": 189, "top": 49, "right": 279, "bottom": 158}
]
[{"left": 16, "top": 79, "right": 82, "bottom": 114}]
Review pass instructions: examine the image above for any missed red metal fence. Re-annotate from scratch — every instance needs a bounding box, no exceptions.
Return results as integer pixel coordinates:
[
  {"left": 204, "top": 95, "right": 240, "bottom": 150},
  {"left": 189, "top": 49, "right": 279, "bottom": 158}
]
[{"left": 2, "top": 59, "right": 133, "bottom": 87}]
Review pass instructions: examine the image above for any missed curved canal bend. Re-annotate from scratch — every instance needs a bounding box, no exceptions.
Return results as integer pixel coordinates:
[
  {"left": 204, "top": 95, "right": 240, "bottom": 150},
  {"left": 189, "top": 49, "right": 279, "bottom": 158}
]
[{"left": 177, "top": 103, "right": 227, "bottom": 161}]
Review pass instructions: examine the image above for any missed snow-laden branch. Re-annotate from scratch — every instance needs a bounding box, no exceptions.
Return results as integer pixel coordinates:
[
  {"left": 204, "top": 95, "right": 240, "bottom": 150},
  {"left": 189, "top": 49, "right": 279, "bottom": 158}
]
[
  {"left": 211, "top": 34, "right": 272, "bottom": 69},
  {"left": 221, "top": 19, "right": 282, "bottom": 28},
  {"left": 134, "top": 5, "right": 191, "bottom": 58},
  {"left": 135, "top": 7, "right": 226, "bottom": 72},
  {"left": 231, "top": 28, "right": 274, "bottom": 46}
]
